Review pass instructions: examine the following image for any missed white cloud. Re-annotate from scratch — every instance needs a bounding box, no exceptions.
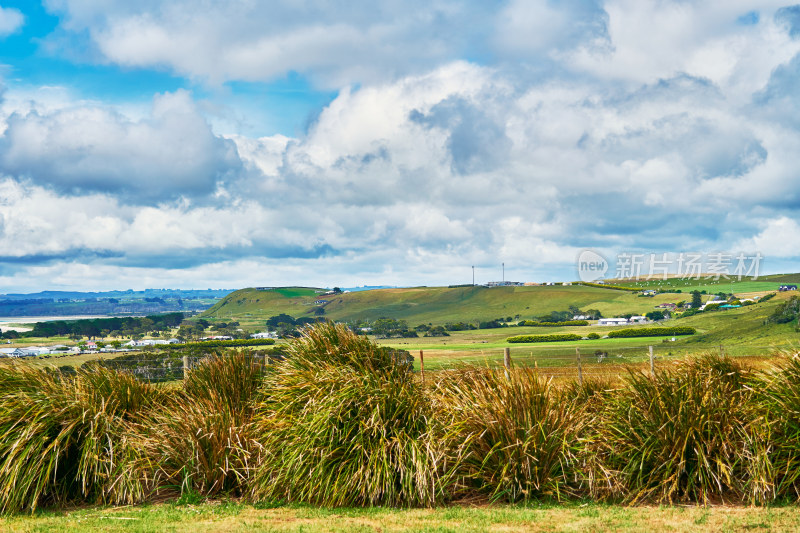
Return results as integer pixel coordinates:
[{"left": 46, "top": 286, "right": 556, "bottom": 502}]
[
  {"left": 43, "top": 0, "right": 492, "bottom": 87},
  {"left": 736, "top": 217, "right": 800, "bottom": 258},
  {"left": 0, "top": 6, "right": 23, "bottom": 37},
  {"left": 567, "top": 1, "right": 800, "bottom": 96},
  {"left": 4, "top": 2, "right": 800, "bottom": 290},
  {"left": 0, "top": 90, "right": 241, "bottom": 201}
]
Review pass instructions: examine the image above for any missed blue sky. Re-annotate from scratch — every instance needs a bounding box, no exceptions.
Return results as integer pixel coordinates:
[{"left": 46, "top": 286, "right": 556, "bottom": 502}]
[{"left": 0, "top": 0, "right": 800, "bottom": 291}]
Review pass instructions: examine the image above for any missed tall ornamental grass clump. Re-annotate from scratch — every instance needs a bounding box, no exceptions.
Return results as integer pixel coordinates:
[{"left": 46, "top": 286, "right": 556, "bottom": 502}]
[
  {"left": 757, "top": 351, "right": 800, "bottom": 501},
  {"left": 183, "top": 349, "right": 266, "bottom": 411},
  {"left": 126, "top": 350, "right": 263, "bottom": 499},
  {"left": 432, "top": 366, "right": 585, "bottom": 502},
  {"left": 250, "top": 322, "right": 444, "bottom": 507},
  {"left": 0, "top": 363, "right": 160, "bottom": 513},
  {"left": 590, "top": 354, "right": 763, "bottom": 504}
]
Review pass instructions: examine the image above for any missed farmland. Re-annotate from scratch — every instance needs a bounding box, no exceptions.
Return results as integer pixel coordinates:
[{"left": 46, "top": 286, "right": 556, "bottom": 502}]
[
  {"left": 197, "top": 283, "right": 800, "bottom": 375},
  {"left": 204, "top": 284, "right": 695, "bottom": 328}
]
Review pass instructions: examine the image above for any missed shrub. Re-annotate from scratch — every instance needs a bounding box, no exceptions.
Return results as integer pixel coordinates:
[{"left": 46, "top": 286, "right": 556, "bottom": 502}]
[
  {"left": 432, "top": 367, "right": 584, "bottom": 502},
  {"left": 163, "top": 339, "right": 276, "bottom": 350},
  {"left": 767, "top": 296, "right": 800, "bottom": 324},
  {"left": 587, "top": 332, "right": 601, "bottom": 340},
  {"left": 507, "top": 334, "right": 583, "bottom": 343},
  {"left": 250, "top": 322, "right": 444, "bottom": 507},
  {"left": 606, "top": 327, "right": 695, "bottom": 338}
]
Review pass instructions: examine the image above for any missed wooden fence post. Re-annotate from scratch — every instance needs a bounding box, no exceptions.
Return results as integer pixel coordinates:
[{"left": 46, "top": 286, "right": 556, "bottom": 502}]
[
  {"left": 503, "top": 347, "right": 511, "bottom": 378},
  {"left": 576, "top": 347, "right": 583, "bottom": 386},
  {"left": 183, "top": 355, "right": 190, "bottom": 380},
  {"left": 419, "top": 350, "right": 425, "bottom": 385},
  {"left": 649, "top": 345, "right": 655, "bottom": 376}
]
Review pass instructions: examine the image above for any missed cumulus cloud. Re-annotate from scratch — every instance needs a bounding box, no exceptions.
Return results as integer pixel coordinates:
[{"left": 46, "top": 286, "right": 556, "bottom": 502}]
[
  {"left": 2, "top": 2, "right": 800, "bottom": 290},
  {"left": 0, "top": 90, "right": 242, "bottom": 202},
  {"left": 736, "top": 217, "right": 800, "bottom": 258},
  {"left": 42, "top": 0, "right": 495, "bottom": 87}
]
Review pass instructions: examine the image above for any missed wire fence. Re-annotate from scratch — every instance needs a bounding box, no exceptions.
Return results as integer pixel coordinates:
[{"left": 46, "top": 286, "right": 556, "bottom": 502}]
[
  {"left": 84, "top": 353, "right": 280, "bottom": 383},
  {"left": 41, "top": 343, "right": 800, "bottom": 385},
  {"left": 415, "top": 343, "right": 800, "bottom": 384}
]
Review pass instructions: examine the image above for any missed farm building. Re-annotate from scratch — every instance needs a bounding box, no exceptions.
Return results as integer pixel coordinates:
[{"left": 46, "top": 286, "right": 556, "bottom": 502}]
[
  {"left": 597, "top": 318, "right": 629, "bottom": 326},
  {"left": 779, "top": 285, "right": 797, "bottom": 291}
]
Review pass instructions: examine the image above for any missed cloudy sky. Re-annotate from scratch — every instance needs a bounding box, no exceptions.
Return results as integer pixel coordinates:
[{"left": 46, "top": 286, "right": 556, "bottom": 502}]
[{"left": 0, "top": 1, "right": 799, "bottom": 292}]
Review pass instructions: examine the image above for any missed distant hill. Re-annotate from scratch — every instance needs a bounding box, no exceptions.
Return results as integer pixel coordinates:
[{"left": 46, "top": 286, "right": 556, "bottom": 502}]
[
  {"left": 0, "top": 288, "right": 235, "bottom": 317},
  {"left": 202, "top": 284, "right": 694, "bottom": 327}
]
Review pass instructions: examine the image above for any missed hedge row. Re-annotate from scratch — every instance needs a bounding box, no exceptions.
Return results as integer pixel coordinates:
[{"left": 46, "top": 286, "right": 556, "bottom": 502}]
[
  {"left": 518, "top": 320, "right": 589, "bottom": 327},
  {"left": 577, "top": 282, "right": 640, "bottom": 292},
  {"left": 162, "top": 338, "right": 276, "bottom": 350},
  {"left": 507, "top": 333, "right": 584, "bottom": 343},
  {"left": 607, "top": 327, "right": 696, "bottom": 338}
]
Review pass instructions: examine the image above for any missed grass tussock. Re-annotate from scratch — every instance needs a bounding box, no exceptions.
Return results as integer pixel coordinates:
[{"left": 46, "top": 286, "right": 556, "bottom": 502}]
[
  {"left": 0, "top": 363, "right": 161, "bottom": 513},
  {"left": 125, "top": 351, "right": 263, "bottom": 499},
  {"left": 184, "top": 349, "right": 265, "bottom": 411},
  {"left": 250, "top": 322, "right": 444, "bottom": 507},
  {"left": 432, "top": 366, "right": 584, "bottom": 502},
  {"left": 757, "top": 351, "right": 800, "bottom": 500},
  {"left": 588, "top": 354, "right": 763, "bottom": 504},
  {"left": 7, "top": 331, "right": 800, "bottom": 512}
]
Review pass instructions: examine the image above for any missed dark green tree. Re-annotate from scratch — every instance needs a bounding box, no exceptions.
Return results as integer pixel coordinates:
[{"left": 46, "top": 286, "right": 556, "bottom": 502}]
[{"left": 691, "top": 290, "right": 702, "bottom": 309}]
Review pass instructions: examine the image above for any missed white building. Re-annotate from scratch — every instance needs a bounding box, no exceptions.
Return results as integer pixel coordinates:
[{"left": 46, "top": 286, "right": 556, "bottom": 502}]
[
  {"left": 597, "top": 318, "right": 629, "bottom": 326},
  {"left": 251, "top": 332, "right": 277, "bottom": 339}
]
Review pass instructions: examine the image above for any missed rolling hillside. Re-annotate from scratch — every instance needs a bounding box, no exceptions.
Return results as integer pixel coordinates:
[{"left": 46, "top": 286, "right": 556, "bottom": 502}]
[{"left": 202, "top": 284, "right": 697, "bottom": 328}]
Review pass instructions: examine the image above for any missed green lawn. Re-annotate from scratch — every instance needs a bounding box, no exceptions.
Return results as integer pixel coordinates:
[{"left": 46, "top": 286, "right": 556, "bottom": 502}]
[{"left": 2, "top": 501, "right": 799, "bottom": 532}]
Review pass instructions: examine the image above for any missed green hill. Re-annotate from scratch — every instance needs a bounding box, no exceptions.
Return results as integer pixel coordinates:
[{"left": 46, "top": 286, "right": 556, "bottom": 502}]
[{"left": 203, "top": 284, "right": 695, "bottom": 328}]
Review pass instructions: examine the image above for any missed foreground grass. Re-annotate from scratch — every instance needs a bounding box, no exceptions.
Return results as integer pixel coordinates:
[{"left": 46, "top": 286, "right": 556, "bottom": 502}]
[{"left": 3, "top": 501, "right": 800, "bottom": 532}]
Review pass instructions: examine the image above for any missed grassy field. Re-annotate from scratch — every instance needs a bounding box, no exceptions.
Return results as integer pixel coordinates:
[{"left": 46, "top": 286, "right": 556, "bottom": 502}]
[
  {"left": 370, "top": 290, "right": 799, "bottom": 372},
  {"left": 4, "top": 282, "right": 796, "bottom": 375},
  {"left": 611, "top": 276, "right": 785, "bottom": 295},
  {"left": 203, "top": 285, "right": 697, "bottom": 329},
  {"left": 2, "top": 501, "right": 800, "bottom": 532}
]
